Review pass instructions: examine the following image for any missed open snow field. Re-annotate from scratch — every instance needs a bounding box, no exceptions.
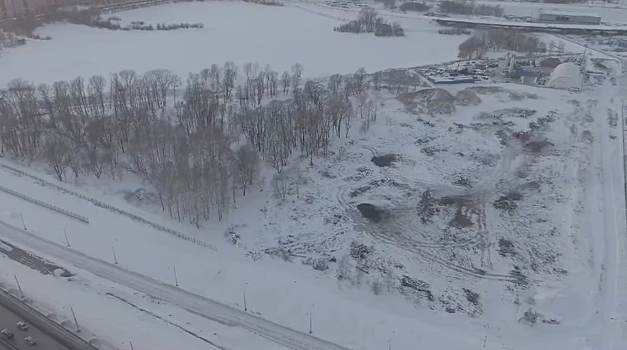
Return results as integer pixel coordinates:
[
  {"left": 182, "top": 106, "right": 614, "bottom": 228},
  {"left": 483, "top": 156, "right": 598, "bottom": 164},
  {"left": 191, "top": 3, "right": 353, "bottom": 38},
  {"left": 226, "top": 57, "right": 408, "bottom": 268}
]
[{"left": 0, "top": 1, "right": 465, "bottom": 86}]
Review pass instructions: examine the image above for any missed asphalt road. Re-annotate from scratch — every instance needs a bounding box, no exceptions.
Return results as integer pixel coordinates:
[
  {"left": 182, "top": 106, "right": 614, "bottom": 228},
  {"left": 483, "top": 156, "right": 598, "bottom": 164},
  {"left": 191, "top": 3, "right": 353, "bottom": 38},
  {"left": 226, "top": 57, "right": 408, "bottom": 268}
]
[
  {"left": 0, "top": 289, "right": 95, "bottom": 350},
  {"left": 0, "top": 299, "right": 66, "bottom": 350}
]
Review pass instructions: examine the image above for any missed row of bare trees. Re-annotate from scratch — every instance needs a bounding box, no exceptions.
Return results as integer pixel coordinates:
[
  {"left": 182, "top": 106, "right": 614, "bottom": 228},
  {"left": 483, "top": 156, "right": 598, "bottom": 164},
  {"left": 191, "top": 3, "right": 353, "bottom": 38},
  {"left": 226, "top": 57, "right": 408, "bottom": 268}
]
[
  {"left": 458, "top": 29, "right": 547, "bottom": 60},
  {"left": 0, "top": 63, "right": 384, "bottom": 226}
]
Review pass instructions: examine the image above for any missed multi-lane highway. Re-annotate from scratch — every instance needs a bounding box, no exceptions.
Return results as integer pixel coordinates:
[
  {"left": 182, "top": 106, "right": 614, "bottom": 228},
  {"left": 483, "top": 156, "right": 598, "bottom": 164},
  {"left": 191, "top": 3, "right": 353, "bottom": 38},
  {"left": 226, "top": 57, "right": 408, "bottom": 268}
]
[
  {"left": 0, "top": 288, "right": 95, "bottom": 350},
  {"left": 0, "top": 300, "right": 66, "bottom": 350}
]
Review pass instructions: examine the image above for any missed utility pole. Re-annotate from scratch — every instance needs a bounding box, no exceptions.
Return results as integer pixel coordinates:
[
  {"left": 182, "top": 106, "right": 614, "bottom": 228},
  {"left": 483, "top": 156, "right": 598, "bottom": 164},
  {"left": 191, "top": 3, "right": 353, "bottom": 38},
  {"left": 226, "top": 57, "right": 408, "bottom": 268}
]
[
  {"left": 130, "top": 341, "right": 134, "bottom": 350},
  {"left": 111, "top": 246, "right": 118, "bottom": 265},
  {"left": 388, "top": 339, "right": 392, "bottom": 350},
  {"left": 64, "top": 230, "right": 70, "bottom": 247},
  {"left": 483, "top": 335, "right": 488, "bottom": 348},
  {"left": 13, "top": 275, "right": 23, "bottom": 299},
  {"left": 309, "top": 311, "right": 312, "bottom": 334},
  {"left": 243, "top": 286, "right": 247, "bottom": 312},
  {"left": 173, "top": 266, "right": 179, "bottom": 287},
  {"left": 71, "top": 307, "right": 80, "bottom": 333},
  {"left": 581, "top": 42, "right": 588, "bottom": 92},
  {"left": 19, "top": 213, "right": 26, "bottom": 231}
]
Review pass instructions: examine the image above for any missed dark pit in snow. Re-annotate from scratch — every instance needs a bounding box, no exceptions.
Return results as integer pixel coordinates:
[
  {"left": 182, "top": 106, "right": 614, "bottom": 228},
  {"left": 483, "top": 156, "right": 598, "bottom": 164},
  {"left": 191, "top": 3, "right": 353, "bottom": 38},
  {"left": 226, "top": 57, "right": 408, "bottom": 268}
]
[
  {"left": 371, "top": 154, "right": 396, "bottom": 167},
  {"left": 357, "top": 203, "right": 382, "bottom": 223}
]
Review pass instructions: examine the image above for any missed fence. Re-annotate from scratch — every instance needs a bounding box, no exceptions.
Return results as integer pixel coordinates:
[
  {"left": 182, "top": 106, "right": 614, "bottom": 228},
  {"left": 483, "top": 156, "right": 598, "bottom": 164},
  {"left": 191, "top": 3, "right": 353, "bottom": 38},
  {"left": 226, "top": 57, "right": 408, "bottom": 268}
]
[
  {"left": 0, "top": 162, "right": 215, "bottom": 251},
  {"left": 0, "top": 185, "right": 89, "bottom": 223}
]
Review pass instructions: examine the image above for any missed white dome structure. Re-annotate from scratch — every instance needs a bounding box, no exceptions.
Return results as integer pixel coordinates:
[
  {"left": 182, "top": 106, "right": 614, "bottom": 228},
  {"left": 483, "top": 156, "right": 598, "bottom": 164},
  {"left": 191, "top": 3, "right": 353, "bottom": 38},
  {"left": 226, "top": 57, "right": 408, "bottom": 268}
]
[{"left": 547, "top": 62, "right": 582, "bottom": 90}]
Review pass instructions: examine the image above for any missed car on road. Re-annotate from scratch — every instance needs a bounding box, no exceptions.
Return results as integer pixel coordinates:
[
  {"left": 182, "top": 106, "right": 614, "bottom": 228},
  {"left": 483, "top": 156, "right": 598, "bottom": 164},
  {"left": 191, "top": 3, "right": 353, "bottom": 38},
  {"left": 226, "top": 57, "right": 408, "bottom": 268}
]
[
  {"left": 17, "top": 321, "right": 29, "bottom": 331},
  {"left": 24, "top": 336, "right": 36, "bottom": 346},
  {"left": 1, "top": 329, "right": 14, "bottom": 340}
]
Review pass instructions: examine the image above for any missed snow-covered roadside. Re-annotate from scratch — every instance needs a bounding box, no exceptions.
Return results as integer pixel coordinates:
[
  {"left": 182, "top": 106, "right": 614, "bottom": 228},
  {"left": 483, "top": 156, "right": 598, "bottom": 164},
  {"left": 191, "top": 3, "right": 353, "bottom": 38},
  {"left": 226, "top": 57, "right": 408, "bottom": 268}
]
[{"left": 0, "top": 252, "right": 285, "bottom": 350}]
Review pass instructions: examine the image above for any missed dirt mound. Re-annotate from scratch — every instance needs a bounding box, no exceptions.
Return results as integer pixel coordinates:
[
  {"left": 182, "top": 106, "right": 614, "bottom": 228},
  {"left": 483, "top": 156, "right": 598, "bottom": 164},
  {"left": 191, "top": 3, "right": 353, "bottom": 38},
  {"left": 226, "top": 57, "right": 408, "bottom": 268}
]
[
  {"left": 357, "top": 203, "right": 383, "bottom": 223},
  {"left": 455, "top": 89, "right": 482, "bottom": 106},
  {"left": 371, "top": 154, "right": 397, "bottom": 167},
  {"left": 398, "top": 88, "right": 456, "bottom": 114},
  {"left": 540, "top": 57, "right": 561, "bottom": 68}
]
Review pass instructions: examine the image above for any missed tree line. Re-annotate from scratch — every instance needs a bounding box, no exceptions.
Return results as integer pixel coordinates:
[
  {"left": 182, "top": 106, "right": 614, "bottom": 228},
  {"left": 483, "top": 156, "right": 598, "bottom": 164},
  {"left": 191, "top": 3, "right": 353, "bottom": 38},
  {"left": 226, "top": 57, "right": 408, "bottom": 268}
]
[
  {"left": 334, "top": 9, "right": 404, "bottom": 37},
  {"left": 458, "top": 29, "right": 547, "bottom": 60},
  {"left": 0, "top": 63, "right": 385, "bottom": 227},
  {"left": 439, "top": 1, "right": 504, "bottom": 17}
]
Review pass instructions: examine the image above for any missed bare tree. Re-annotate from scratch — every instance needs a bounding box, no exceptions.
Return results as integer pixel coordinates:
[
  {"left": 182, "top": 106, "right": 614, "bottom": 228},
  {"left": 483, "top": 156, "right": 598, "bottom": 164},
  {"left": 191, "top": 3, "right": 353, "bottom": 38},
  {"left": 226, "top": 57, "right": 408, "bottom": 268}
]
[
  {"left": 291, "top": 63, "right": 303, "bottom": 90},
  {"left": 223, "top": 61, "right": 238, "bottom": 102},
  {"left": 233, "top": 144, "right": 259, "bottom": 196},
  {"left": 327, "top": 74, "right": 343, "bottom": 98},
  {"left": 43, "top": 134, "right": 70, "bottom": 181},
  {"left": 281, "top": 71, "right": 290, "bottom": 95},
  {"left": 88, "top": 75, "right": 107, "bottom": 116}
]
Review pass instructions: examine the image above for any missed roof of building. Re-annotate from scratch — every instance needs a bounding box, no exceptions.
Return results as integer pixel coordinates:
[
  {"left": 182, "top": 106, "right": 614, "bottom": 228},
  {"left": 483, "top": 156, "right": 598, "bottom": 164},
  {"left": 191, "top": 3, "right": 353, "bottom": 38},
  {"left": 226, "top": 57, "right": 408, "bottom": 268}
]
[{"left": 547, "top": 62, "right": 581, "bottom": 88}]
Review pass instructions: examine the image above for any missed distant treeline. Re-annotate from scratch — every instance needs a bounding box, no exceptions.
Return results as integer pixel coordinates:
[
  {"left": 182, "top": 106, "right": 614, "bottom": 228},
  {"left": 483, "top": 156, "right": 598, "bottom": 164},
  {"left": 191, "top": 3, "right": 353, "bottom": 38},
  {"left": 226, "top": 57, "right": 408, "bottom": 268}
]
[
  {"left": 334, "top": 9, "right": 404, "bottom": 37},
  {"left": 243, "top": 0, "right": 284, "bottom": 6},
  {"left": 399, "top": 2, "right": 431, "bottom": 12},
  {"left": 438, "top": 28, "right": 471, "bottom": 35},
  {"left": 439, "top": 1, "right": 504, "bottom": 17},
  {"left": 458, "top": 30, "right": 546, "bottom": 59}
]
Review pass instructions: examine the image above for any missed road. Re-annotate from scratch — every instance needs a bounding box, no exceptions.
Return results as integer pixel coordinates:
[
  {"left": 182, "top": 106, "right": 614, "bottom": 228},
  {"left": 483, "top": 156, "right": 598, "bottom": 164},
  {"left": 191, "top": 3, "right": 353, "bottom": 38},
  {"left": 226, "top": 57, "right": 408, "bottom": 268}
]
[
  {"left": 597, "top": 55, "right": 627, "bottom": 350},
  {"left": 0, "top": 220, "right": 352, "bottom": 350},
  {"left": 0, "top": 291, "right": 76, "bottom": 350}
]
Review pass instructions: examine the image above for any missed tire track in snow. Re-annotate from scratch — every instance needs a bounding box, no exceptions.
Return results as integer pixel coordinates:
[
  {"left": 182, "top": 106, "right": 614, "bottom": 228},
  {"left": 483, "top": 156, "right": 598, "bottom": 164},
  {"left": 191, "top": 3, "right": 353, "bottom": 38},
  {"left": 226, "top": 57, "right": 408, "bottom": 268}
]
[
  {"left": 337, "top": 178, "right": 521, "bottom": 283},
  {"left": 105, "top": 293, "right": 227, "bottom": 350}
]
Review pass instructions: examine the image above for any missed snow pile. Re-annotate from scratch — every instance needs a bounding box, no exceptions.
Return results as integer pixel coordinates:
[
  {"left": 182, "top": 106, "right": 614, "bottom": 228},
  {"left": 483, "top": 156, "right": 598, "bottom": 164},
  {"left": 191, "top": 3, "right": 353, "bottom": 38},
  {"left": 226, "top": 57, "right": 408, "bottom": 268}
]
[
  {"left": 398, "top": 88, "right": 456, "bottom": 114},
  {"left": 455, "top": 88, "right": 482, "bottom": 106}
]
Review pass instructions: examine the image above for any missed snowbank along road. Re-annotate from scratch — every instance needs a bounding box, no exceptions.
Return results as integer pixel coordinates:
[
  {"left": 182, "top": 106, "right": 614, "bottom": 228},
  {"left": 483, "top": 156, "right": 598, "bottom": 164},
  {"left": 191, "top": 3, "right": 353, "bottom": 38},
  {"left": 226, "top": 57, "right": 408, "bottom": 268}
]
[{"left": 0, "top": 220, "right": 352, "bottom": 350}]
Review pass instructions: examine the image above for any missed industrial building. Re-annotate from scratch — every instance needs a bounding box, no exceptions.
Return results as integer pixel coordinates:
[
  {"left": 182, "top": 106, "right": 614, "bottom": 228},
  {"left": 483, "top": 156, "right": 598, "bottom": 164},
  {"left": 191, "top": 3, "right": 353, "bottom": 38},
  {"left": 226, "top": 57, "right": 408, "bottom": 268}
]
[{"left": 538, "top": 11, "right": 602, "bottom": 25}]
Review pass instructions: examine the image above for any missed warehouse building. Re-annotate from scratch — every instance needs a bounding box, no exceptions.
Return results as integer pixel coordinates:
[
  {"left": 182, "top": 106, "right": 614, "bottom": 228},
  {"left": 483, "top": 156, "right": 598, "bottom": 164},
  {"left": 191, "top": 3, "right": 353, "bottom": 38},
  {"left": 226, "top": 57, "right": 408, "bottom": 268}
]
[{"left": 538, "top": 11, "right": 602, "bottom": 25}]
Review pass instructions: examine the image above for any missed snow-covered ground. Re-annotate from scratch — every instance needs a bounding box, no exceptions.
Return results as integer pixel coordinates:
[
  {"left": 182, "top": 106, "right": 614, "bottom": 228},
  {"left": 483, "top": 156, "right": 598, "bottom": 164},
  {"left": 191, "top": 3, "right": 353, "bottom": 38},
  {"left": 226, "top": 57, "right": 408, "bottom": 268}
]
[
  {"left": 0, "top": 1, "right": 465, "bottom": 85},
  {"left": 0, "top": 1, "right": 627, "bottom": 350},
  {"left": 0, "top": 75, "right": 624, "bottom": 350}
]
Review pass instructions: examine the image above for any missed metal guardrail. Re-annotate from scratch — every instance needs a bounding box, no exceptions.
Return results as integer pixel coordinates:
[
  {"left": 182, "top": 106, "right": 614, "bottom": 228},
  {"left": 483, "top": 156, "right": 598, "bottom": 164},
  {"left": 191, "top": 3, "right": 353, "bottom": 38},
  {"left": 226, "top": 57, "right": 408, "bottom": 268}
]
[
  {"left": 0, "top": 161, "right": 215, "bottom": 250},
  {"left": 0, "top": 185, "right": 89, "bottom": 224}
]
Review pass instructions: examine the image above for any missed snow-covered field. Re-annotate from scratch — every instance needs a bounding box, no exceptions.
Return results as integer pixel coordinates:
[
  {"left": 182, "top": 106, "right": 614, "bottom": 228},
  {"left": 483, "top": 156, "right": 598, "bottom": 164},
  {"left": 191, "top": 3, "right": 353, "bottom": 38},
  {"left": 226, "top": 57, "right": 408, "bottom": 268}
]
[
  {"left": 0, "top": 74, "right": 624, "bottom": 350},
  {"left": 0, "top": 1, "right": 627, "bottom": 350},
  {"left": 0, "top": 1, "right": 464, "bottom": 85}
]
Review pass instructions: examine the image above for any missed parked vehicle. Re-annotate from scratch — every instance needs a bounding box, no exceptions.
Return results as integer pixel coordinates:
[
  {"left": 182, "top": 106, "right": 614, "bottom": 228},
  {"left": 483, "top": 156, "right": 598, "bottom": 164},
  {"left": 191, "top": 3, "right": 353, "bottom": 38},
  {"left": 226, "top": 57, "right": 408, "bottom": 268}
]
[{"left": 17, "top": 321, "right": 29, "bottom": 331}]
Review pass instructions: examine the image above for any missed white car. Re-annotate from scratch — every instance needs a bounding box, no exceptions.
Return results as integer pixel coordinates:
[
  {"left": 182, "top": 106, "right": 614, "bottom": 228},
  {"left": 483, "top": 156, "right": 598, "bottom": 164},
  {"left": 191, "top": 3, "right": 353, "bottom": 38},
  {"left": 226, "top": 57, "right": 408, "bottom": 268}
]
[
  {"left": 17, "top": 321, "right": 29, "bottom": 331},
  {"left": 25, "top": 336, "right": 36, "bottom": 346}
]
